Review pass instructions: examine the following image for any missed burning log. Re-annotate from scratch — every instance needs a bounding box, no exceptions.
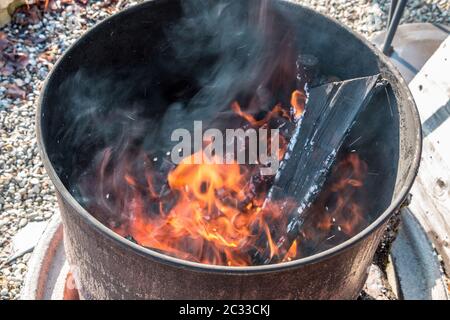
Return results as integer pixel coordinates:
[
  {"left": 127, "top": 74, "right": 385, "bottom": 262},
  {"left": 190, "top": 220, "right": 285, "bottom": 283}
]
[{"left": 259, "top": 74, "right": 387, "bottom": 264}]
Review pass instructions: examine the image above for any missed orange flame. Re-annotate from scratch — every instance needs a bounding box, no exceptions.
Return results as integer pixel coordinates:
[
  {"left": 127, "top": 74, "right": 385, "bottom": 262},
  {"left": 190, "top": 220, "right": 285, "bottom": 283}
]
[
  {"left": 290, "top": 90, "right": 306, "bottom": 120},
  {"left": 231, "top": 101, "right": 290, "bottom": 127},
  {"left": 283, "top": 240, "right": 298, "bottom": 262},
  {"left": 86, "top": 88, "right": 367, "bottom": 266},
  {"left": 117, "top": 149, "right": 279, "bottom": 266},
  {"left": 313, "top": 152, "right": 367, "bottom": 240}
]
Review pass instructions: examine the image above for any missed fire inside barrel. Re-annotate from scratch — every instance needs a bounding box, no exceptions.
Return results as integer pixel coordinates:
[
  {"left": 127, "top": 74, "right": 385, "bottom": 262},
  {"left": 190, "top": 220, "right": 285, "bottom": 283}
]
[
  {"left": 76, "top": 70, "right": 384, "bottom": 266},
  {"left": 70, "top": 0, "right": 387, "bottom": 266}
]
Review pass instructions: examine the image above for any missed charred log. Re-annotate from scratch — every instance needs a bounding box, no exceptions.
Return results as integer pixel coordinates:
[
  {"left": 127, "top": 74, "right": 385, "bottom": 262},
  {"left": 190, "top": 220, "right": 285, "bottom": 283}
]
[{"left": 262, "top": 74, "right": 387, "bottom": 263}]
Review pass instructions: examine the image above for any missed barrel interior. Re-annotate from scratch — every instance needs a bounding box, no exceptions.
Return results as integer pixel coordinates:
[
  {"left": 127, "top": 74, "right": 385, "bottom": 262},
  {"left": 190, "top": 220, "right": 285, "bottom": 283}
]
[{"left": 40, "top": 0, "right": 412, "bottom": 263}]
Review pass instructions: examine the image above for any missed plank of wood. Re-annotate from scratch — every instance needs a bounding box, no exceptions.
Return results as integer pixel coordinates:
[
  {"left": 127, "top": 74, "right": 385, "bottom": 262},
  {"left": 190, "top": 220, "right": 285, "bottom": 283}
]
[
  {"left": 256, "top": 75, "right": 385, "bottom": 264},
  {"left": 269, "top": 74, "right": 383, "bottom": 207},
  {"left": 407, "top": 36, "right": 450, "bottom": 272}
]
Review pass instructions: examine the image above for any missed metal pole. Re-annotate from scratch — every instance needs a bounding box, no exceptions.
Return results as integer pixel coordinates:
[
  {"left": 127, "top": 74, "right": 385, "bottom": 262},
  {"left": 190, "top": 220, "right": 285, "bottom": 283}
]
[
  {"left": 382, "top": 0, "right": 408, "bottom": 55},
  {"left": 387, "top": 0, "right": 399, "bottom": 27}
]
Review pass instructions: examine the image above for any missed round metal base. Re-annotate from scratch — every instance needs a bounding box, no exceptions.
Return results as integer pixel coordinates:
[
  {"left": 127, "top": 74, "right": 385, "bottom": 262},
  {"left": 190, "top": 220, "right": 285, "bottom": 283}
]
[
  {"left": 371, "top": 23, "right": 449, "bottom": 83},
  {"left": 21, "top": 213, "right": 448, "bottom": 300},
  {"left": 21, "top": 215, "right": 79, "bottom": 300}
]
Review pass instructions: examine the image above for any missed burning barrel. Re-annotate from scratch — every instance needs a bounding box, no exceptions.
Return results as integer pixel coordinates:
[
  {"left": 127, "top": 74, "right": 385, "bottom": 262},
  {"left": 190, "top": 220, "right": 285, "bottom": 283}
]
[{"left": 37, "top": 0, "right": 421, "bottom": 299}]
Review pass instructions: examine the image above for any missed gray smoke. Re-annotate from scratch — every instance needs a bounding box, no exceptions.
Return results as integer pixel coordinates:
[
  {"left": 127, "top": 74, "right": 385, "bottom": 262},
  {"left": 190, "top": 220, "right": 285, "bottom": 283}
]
[{"left": 55, "top": 0, "right": 299, "bottom": 204}]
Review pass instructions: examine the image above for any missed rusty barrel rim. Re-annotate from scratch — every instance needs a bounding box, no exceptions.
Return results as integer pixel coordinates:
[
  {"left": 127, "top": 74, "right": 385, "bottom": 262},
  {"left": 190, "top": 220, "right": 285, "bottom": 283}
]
[{"left": 36, "top": 0, "right": 422, "bottom": 274}]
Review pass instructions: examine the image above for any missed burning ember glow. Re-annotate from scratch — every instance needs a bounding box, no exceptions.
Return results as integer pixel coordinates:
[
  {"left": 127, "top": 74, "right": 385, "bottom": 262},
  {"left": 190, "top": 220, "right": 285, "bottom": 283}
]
[
  {"left": 290, "top": 90, "right": 306, "bottom": 120},
  {"left": 79, "top": 86, "right": 368, "bottom": 266},
  {"left": 72, "top": 0, "right": 372, "bottom": 267}
]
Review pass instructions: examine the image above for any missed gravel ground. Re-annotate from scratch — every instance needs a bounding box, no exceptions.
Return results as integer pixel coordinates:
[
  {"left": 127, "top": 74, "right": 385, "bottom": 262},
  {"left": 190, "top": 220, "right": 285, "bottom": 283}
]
[{"left": 0, "top": 0, "right": 449, "bottom": 300}]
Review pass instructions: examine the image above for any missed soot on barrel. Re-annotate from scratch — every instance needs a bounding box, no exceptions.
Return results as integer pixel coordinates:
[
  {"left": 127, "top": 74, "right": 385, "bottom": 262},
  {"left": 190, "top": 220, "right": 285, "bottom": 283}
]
[{"left": 44, "top": 0, "right": 400, "bottom": 266}]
